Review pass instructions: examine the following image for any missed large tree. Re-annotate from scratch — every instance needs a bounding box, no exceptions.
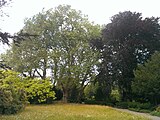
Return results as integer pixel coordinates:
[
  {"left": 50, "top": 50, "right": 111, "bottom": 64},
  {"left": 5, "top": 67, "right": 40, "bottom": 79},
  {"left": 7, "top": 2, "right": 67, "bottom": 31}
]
[
  {"left": 2, "top": 5, "right": 101, "bottom": 102},
  {"left": 47, "top": 5, "right": 100, "bottom": 102},
  {"left": 94, "top": 11, "right": 160, "bottom": 101}
]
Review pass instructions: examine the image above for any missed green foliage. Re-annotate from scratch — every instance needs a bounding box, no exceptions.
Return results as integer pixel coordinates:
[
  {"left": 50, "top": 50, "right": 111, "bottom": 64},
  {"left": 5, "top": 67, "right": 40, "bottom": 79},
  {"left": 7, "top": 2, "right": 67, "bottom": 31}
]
[
  {"left": 150, "top": 106, "right": 160, "bottom": 116},
  {"left": 128, "top": 102, "right": 153, "bottom": 110},
  {"left": 116, "top": 102, "right": 129, "bottom": 109},
  {"left": 84, "top": 100, "right": 114, "bottom": 106},
  {"left": 116, "top": 101, "right": 153, "bottom": 111},
  {"left": 128, "top": 108, "right": 151, "bottom": 113},
  {"left": 84, "top": 83, "right": 98, "bottom": 100},
  {"left": 0, "top": 70, "right": 27, "bottom": 114},
  {"left": 110, "top": 89, "right": 121, "bottom": 102},
  {"left": 150, "top": 111, "right": 160, "bottom": 117},
  {"left": 0, "top": 87, "right": 26, "bottom": 114},
  {"left": 132, "top": 52, "right": 160, "bottom": 105},
  {"left": 128, "top": 102, "right": 140, "bottom": 109},
  {"left": 23, "top": 78, "right": 56, "bottom": 104},
  {"left": 156, "top": 106, "right": 160, "bottom": 112},
  {"left": 0, "top": 70, "right": 56, "bottom": 105},
  {"left": 139, "top": 103, "right": 153, "bottom": 110}
]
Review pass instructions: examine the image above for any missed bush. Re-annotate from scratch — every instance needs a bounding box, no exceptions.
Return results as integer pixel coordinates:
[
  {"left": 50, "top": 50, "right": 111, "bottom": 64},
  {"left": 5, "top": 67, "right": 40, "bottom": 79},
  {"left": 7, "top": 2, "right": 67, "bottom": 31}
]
[
  {"left": 115, "top": 101, "right": 153, "bottom": 111},
  {"left": 128, "top": 102, "right": 153, "bottom": 110},
  {"left": 150, "top": 106, "right": 160, "bottom": 117},
  {"left": 84, "top": 100, "right": 114, "bottom": 106},
  {"left": 156, "top": 106, "right": 160, "bottom": 112},
  {"left": 23, "top": 78, "right": 56, "bottom": 104},
  {"left": 139, "top": 103, "right": 153, "bottom": 110},
  {"left": 110, "top": 90, "right": 120, "bottom": 102},
  {"left": 0, "top": 70, "right": 27, "bottom": 114},
  {"left": 115, "top": 102, "right": 128, "bottom": 109},
  {"left": 139, "top": 109, "right": 151, "bottom": 113},
  {"left": 84, "top": 83, "right": 98, "bottom": 101},
  {"left": 0, "top": 87, "right": 27, "bottom": 114},
  {"left": 128, "top": 108, "right": 140, "bottom": 112},
  {"left": 0, "top": 70, "right": 56, "bottom": 114},
  {"left": 150, "top": 111, "right": 160, "bottom": 117},
  {"left": 128, "top": 102, "right": 141, "bottom": 108}
]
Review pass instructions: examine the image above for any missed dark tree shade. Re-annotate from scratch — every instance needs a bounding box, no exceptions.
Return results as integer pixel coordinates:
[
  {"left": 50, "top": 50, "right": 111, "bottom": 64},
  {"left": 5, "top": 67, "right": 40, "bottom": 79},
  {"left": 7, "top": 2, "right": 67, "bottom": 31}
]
[{"left": 95, "top": 11, "right": 160, "bottom": 101}]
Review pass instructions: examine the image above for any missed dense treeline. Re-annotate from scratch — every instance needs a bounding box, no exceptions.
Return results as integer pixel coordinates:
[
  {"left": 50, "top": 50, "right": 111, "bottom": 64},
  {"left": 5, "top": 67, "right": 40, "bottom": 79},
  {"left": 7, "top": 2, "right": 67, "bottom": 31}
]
[{"left": 1, "top": 4, "right": 160, "bottom": 114}]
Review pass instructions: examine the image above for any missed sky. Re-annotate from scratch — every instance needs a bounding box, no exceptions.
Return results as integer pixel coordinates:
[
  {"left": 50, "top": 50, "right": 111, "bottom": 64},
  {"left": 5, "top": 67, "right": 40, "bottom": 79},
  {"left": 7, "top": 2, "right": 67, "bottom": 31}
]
[{"left": 0, "top": 0, "right": 160, "bottom": 53}]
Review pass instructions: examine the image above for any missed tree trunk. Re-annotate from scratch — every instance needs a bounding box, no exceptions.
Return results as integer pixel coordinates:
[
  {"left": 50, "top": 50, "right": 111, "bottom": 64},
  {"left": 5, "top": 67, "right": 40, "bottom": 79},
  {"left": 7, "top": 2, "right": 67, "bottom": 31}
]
[
  {"left": 42, "top": 58, "right": 47, "bottom": 79},
  {"left": 77, "top": 89, "right": 84, "bottom": 103},
  {"left": 62, "top": 89, "right": 68, "bottom": 103}
]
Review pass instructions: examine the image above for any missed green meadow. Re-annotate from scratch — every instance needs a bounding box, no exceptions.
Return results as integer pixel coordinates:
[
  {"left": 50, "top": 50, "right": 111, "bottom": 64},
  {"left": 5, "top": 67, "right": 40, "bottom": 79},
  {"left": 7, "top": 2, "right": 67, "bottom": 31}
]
[{"left": 0, "top": 104, "right": 149, "bottom": 120}]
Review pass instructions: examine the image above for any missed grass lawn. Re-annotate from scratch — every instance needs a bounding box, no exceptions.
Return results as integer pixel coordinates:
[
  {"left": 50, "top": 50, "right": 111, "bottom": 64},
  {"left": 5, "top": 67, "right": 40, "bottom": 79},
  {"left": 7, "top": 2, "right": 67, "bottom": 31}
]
[{"left": 0, "top": 104, "right": 150, "bottom": 120}]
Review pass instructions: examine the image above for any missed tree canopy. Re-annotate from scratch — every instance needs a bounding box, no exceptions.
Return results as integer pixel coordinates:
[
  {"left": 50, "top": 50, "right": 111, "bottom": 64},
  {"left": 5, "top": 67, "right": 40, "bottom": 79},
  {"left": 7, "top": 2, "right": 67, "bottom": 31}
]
[{"left": 93, "top": 11, "right": 160, "bottom": 101}]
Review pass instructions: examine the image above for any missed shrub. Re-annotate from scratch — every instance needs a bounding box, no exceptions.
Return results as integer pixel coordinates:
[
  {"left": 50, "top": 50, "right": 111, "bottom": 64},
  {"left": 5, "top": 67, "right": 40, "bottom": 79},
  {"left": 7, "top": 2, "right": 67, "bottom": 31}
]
[
  {"left": 128, "top": 102, "right": 141, "bottom": 108},
  {"left": 156, "top": 106, "right": 160, "bottom": 112},
  {"left": 84, "top": 100, "right": 114, "bottom": 106},
  {"left": 115, "top": 102, "right": 128, "bottom": 109},
  {"left": 150, "top": 106, "right": 160, "bottom": 117},
  {"left": 128, "top": 108, "right": 151, "bottom": 113},
  {"left": 0, "top": 70, "right": 27, "bottom": 114},
  {"left": 84, "top": 83, "right": 98, "bottom": 101},
  {"left": 115, "top": 101, "right": 153, "bottom": 111},
  {"left": 139, "top": 109, "right": 151, "bottom": 113},
  {"left": 150, "top": 111, "right": 160, "bottom": 117},
  {"left": 110, "top": 90, "right": 121, "bottom": 102},
  {"left": 0, "top": 88, "right": 25, "bottom": 114},
  {"left": 23, "top": 78, "right": 56, "bottom": 104},
  {"left": 128, "top": 108, "right": 140, "bottom": 112},
  {"left": 1, "top": 70, "right": 56, "bottom": 104},
  {"left": 0, "top": 70, "right": 56, "bottom": 114},
  {"left": 0, "top": 85, "right": 27, "bottom": 114},
  {"left": 125, "top": 102, "right": 153, "bottom": 109},
  {"left": 139, "top": 103, "right": 153, "bottom": 110}
]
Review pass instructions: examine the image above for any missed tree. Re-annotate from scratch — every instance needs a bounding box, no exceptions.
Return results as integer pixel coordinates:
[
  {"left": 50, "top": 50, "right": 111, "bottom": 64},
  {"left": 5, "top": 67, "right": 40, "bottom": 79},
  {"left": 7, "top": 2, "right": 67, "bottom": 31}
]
[
  {"left": 132, "top": 52, "right": 160, "bottom": 105},
  {"left": 47, "top": 5, "right": 100, "bottom": 102},
  {"left": 2, "top": 5, "right": 101, "bottom": 102},
  {"left": 94, "top": 11, "right": 160, "bottom": 101}
]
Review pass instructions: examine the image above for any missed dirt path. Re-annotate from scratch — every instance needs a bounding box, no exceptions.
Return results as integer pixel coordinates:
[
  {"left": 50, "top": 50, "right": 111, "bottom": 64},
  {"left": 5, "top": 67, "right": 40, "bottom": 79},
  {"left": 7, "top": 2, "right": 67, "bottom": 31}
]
[{"left": 114, "top": 108, "right": 160, "bottom": 120}]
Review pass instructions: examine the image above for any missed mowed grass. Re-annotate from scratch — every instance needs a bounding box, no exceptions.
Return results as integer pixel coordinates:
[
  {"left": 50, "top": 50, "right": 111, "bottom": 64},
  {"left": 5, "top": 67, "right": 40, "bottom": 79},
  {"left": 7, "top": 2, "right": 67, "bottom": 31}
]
[{"left": 0, "top": 104, "right": 150, "bottom": 120}]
